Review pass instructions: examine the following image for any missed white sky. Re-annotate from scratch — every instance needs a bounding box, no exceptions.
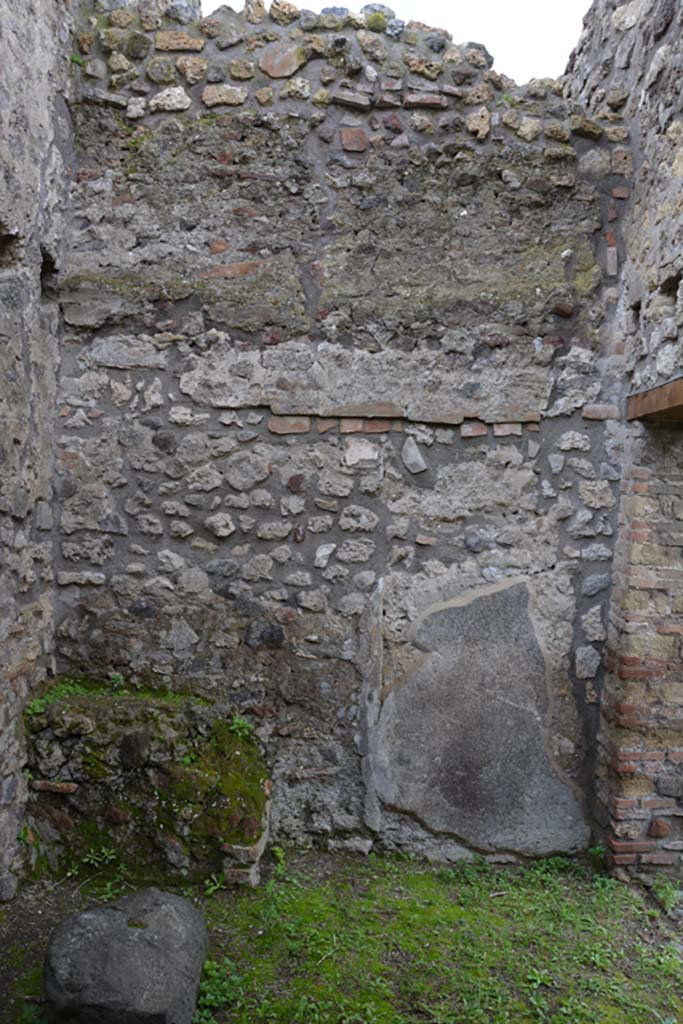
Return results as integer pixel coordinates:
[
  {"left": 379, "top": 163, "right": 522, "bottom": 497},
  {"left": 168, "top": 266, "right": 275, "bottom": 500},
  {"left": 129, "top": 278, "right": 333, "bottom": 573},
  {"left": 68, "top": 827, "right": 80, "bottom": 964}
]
[{"left": 201, "top": 1, "right": 592, "bottom": 83}]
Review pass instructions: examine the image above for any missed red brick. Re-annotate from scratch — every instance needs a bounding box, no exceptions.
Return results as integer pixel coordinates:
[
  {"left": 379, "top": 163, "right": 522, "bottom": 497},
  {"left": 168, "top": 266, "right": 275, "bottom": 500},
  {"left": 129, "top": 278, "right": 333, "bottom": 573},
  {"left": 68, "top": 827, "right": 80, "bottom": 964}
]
[
  {"left": 364, "top": 419, "right": 393, "bottom": 433},
  {"left": 612, "top": 186, "right": 630, "bottom": 199},
  {"left": 648, "top": 818, "right": 671, "bottom": 838},
  {"left": 612, "top": 761, "right": 637, "bottom": 774},
  {"left": 641, "top": 852, "right": 676, "bottom": 865},
  {"left": 461, "top": 421, "right": 488, "bottom": 438},
  {"left": 582, "top": 403, "right": 619, "bottom": 420},
  {"left": 316, "top": 418, "right": 338, "bottom": 434},
  {"left": 267, "top": 415, "right": 310, "bottom": 435},
  {"left": 611, "top": 853, "right": 637, "bottom": 865},
  {"left": 31, "top": 780, "right": 79, "bottom": 794},
  {"left": 493, "top": 422, "right": 522, "bottom": 437},
  {"left": 607, "top": 837, "right": 656, "bottom": 853},
  {"left": 619, "top": 666, "right": 661, "bottom": 681},
  {"left": 340, "top": 418, "right": 364, "bottom": 434},
  {"left": 206, "top": 259, "right": 265, "bottom": 279}
]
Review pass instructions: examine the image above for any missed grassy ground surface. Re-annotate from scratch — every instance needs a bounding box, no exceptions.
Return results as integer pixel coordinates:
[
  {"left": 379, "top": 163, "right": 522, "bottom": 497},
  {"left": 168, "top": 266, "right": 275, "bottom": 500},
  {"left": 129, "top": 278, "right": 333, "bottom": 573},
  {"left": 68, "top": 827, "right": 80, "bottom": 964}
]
[{"left": 2, "top": 851, "right": 682, "bottom": 1024}]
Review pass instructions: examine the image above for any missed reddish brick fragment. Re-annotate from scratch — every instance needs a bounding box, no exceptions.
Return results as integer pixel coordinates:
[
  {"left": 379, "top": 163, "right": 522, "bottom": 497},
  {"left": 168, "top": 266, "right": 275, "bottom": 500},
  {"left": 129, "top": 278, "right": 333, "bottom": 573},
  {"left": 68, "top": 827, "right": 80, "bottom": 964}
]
[
  {"left": 607, "top": 837, "right": 656, "bottom": 853},
  {"left": 31, "top": 780, "right": 79, "bottom": 794},
  {"left": 648, "top": 817, "right": 671, "bottom": 838},
  {"left": 493, "top": 422, "right": 522, "bottom": 437},
  {"left": 611, "top": 853, "right": 637, "bottom": 865},
  {"left": 206, "top": 259, "right": 265, "bottom": 279},
  {"left": 267, "top": 416, "right": 310, "bottom": 435},
  {"left": 641, "top": 852, "right": 676, "bottom": 865},
  {"left": 316, "top": 418, "right": 338, "bottom": 434},
  {"left": 340, "top": 418, "right": 364, "bottom": 433},
  {"left": 340, "top": 127, "right": 368, "bottom": 152},
  {"left": 461, "top": 421, "right": 488, "bottom": 438}
]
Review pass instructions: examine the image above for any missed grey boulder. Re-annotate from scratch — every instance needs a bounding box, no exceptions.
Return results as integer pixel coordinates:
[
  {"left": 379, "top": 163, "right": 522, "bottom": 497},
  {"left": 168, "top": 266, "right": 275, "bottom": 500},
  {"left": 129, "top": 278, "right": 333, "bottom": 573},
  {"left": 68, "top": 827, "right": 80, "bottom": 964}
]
[{"left": 44, "top": 887, "right": 208, "bottom": 1024}]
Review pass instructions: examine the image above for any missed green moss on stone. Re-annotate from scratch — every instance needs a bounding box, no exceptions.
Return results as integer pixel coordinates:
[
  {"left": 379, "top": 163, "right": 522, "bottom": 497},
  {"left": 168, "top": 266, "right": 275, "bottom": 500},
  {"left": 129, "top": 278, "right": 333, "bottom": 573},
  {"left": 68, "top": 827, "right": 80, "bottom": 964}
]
[
  {"left": 574, "top": 241, "right": 602, "bottom": 294},
  {"left": 365, "top": 12, "right": 387, "bottom": 31},
  {"left": 25, "top": 676, "right": 268, "bottom": 885},
  {"left": 162, "top": 720, "right": 268, "bottom": 854}
]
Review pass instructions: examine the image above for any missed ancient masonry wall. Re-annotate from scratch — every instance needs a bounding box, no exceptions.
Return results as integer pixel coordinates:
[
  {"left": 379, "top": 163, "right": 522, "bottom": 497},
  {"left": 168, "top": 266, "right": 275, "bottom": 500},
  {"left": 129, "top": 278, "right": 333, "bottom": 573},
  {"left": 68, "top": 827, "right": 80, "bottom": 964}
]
[
  {"left": 49, "top": 0, "right": 633, "bottom": 865},
  {"left": 0, "top": 1, "right": 74, "bottom": 898},
  {"left": 568, "top": 0, "right": 683, "bottom": 872},
  {"left": 3, "top": 0, "right": 683, "bottom": 886}
]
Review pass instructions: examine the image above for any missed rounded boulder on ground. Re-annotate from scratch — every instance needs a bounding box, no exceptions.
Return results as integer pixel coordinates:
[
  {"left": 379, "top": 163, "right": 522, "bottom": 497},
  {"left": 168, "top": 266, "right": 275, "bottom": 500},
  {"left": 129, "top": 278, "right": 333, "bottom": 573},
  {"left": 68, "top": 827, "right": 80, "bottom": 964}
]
[{"left": 44, "top": 887, "right": 208, "bottom": 1024}]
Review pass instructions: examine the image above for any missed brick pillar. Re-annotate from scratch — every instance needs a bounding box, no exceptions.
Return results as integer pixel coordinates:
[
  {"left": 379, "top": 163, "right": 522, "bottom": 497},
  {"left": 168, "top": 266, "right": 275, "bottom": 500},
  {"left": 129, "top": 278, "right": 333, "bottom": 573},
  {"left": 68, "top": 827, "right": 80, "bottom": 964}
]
[{"left": 598, "top": 425, "right": 683, "bottom": 873}]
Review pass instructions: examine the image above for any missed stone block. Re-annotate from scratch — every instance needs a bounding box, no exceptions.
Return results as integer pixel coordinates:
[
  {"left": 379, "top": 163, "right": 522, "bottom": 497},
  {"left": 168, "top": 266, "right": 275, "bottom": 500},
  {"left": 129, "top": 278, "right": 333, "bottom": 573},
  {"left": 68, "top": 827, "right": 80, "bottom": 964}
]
[
  {"left": 44, "top": 889, "right": 207, "bottom": 1024},
  {"left": 154, "top": 31, "right": 205, "bottom": 51}
]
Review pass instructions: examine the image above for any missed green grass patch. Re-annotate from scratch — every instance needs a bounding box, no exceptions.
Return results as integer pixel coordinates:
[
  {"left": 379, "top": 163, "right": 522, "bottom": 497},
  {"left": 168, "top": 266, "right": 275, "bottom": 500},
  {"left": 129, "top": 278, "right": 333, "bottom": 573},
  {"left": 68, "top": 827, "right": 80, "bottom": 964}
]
[{"left": 193, "top": 853, "right": 683, "bottom": 1024}]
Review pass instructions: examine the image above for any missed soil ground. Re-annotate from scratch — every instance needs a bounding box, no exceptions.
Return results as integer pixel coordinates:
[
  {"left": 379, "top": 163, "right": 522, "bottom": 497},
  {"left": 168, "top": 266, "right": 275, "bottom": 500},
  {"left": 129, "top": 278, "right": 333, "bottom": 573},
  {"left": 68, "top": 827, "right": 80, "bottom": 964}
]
[{"left": 1, "top": 851, "right": 682, "bottom": 1024}]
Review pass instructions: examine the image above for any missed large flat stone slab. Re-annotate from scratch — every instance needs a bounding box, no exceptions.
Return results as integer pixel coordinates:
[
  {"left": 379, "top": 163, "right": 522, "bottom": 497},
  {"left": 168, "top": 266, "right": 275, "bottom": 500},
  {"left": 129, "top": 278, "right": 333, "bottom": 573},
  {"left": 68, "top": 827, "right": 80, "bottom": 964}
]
[{"left": 369, "top": 580, "right": 590, "bottom": 856}]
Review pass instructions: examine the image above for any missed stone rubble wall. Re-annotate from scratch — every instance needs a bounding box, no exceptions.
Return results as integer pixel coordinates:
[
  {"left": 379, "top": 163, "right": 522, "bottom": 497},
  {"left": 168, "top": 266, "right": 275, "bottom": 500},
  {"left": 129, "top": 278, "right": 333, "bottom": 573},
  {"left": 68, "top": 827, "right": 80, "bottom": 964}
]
[
  {"left": 11, "top": 0, "right": 683, "bottom": 884},
  {"left": 0, "top": 1, "right": 74, "bottom": 898},
  {"left": 567, "top": 0, "right": 683, "bottom": 395},
  {"left": 45, "top": 0, "right": 638, "bottom": 861},
  {"left": 566, "top": 0, "right": 683, "bottom": 875}
]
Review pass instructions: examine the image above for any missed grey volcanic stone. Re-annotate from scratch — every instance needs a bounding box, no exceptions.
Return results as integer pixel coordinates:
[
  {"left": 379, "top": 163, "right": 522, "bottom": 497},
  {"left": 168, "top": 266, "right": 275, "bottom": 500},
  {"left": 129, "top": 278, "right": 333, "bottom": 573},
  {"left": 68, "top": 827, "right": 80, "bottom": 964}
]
[
  {"left": 369, "top": 581, "right": 590, "bottom": 856},
  {"left": 401, "top": 437, "right": 427, "bottom": 474},
  {"left": 166, "top": 0, "right": 201, "bottom": 22},
  {"left": 44, "top": 888, "right": 208, "bottom": 1024},
  {"left": 361, "top": 3, "right": 396, "bottom": 18}
]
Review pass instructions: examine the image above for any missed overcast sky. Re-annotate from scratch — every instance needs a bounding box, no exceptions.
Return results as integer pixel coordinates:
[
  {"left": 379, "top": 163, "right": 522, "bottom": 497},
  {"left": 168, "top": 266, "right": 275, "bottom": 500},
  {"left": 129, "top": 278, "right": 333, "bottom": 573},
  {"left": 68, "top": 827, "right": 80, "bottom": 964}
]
[{"left": 201, "top": 0, "right": 592, "bottom": 83}]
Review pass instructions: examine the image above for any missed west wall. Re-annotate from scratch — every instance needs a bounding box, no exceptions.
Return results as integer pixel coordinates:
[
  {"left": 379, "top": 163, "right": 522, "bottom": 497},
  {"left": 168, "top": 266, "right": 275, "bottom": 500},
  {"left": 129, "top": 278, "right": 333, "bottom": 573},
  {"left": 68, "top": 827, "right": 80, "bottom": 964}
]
[
  {"left": 0, "top": 0, "right": 73, "bottom": 899},
  {"left": 47, "top": 0, "right": 635, "bottom": 862}
]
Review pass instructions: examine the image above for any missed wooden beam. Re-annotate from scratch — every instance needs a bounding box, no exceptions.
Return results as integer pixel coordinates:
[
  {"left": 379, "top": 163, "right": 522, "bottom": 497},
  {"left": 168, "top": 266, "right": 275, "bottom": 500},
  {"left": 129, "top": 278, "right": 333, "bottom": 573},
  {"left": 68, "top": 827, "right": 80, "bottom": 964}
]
[{"left": 627, "top": 377, "right": 683, "bottom": 422}]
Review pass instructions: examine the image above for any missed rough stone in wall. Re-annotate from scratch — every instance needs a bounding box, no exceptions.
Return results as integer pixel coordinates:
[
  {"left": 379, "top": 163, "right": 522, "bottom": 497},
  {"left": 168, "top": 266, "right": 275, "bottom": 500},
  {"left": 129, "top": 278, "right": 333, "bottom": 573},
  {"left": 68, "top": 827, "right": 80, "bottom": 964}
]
[
  {"left": 0, "top": 1, "right": 73, "bottom": 900},
  {"left": 566, "top": 0, "right": 683, "bottom": 875},
  {"left": 567, "top": 0, "right": 683, "bottom": 397},
  {"left": 41, "top": 0, "right": 635, "bottom": 863}
]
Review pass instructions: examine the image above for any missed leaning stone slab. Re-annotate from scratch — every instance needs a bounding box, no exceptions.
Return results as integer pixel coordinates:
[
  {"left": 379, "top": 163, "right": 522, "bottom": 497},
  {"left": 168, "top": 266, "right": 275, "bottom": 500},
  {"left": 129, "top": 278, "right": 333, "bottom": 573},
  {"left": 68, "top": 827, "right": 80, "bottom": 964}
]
[{"left": 44, "top": 888, "right": 207, "bottom": 1024}]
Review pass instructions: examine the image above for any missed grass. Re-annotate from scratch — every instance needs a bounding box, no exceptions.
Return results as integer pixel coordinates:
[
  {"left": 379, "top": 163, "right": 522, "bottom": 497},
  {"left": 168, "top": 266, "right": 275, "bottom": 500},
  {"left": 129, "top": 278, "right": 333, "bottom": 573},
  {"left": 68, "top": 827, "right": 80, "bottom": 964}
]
[
  {"left": 4, "top": 853, "right": 682, "bottom": 1024},
  {"left": 192, "top": 853, "right": 683, "bottom": 1024}
]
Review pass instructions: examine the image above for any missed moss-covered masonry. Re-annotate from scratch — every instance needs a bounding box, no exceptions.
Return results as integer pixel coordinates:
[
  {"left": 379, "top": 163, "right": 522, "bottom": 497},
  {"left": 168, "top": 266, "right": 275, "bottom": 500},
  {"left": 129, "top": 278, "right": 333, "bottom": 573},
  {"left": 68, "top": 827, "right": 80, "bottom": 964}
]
[{"left": 23, "top": 678, "right": 269, "bottom": 885}]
